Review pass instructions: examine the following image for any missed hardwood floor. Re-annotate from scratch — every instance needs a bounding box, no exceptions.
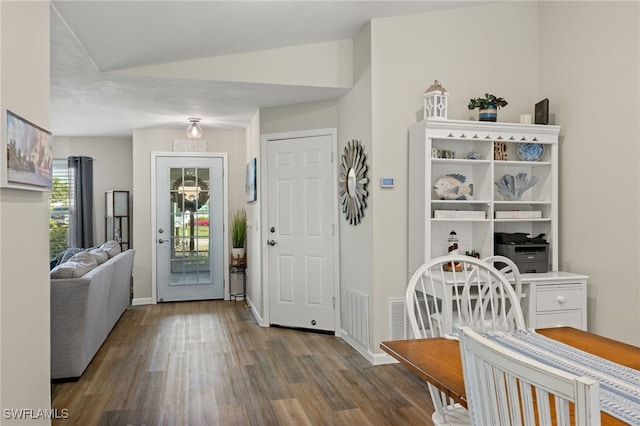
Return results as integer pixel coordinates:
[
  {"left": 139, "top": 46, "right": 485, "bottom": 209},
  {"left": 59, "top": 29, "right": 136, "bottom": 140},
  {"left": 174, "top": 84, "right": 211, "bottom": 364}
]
[{"left": 51, "top": 301, "right": 435, "bottom": 425}]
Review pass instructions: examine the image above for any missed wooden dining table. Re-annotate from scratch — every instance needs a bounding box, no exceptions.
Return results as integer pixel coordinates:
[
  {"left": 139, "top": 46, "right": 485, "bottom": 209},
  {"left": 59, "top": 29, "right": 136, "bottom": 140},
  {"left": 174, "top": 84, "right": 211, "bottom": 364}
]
[{"left": 380, "top": 327, "right": 640, "bottom": 426}]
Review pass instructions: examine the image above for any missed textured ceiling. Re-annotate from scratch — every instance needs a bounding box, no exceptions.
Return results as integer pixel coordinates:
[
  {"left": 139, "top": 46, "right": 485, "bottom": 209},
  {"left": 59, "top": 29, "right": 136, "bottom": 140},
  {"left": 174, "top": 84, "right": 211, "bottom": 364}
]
[{"left": 50, "top": 1, "right": 484, "bottom": 137}]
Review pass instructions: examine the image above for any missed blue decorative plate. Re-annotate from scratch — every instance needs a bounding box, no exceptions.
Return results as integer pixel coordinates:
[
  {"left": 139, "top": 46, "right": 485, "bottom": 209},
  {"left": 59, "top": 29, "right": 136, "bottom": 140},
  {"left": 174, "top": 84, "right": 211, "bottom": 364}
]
[{"left": 517, "top": 143, "right": 544, "bottom": 161}]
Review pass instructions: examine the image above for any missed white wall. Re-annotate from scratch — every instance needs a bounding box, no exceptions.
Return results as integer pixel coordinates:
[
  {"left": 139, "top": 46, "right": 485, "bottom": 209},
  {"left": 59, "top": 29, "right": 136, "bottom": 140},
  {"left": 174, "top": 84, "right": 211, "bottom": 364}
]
[
  {"left": 260, "top": 100, "right": 338, "bottom": 135},
  {"left": 52, "top": 137, "right": 133, "bottom": 246},
  {"left": 0, "top": 1, "right": 51, "bottom": 422},
  {"left": 113, "top": 39, "right": 353, "bottom": 90},
  {"left": 131, "top": 129, "right": 246, "bottom": 303},
  {"left": 245, "top": 112, "right": 263, "bottom": 321},
  {"left": 363, "top": 2, "right": 541, "bottom": 354},
  {"left": 539, "top": 1, "right": 640, "bottom": 344},
  {"left": 337, "top": 22, "right": 375, "bottom": 354}
]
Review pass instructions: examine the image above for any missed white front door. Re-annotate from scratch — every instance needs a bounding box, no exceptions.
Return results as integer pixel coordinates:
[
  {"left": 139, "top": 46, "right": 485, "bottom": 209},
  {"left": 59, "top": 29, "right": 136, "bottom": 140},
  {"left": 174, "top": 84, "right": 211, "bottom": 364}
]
[
  {"left": 156, "top": 155, "right": 224, "bottom": 302},
  {"left": 266, "top": 132, "right": 336, "bottom": 332}
]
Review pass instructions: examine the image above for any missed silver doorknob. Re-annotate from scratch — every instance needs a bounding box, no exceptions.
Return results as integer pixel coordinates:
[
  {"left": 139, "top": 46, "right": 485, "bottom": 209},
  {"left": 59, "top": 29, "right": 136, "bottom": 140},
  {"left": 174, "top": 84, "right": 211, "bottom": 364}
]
[
  {"left": 267, "top": 239, "right": 278, "bottom": 246},
  {"left": 158, "top": 238, "right": 168, "bottom": 243}
]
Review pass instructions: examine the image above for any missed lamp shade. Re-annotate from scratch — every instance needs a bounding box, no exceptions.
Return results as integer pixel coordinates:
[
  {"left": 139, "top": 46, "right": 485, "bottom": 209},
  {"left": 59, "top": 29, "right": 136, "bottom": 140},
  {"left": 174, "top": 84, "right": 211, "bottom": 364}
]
[{"left": 186, "top": 118, "right": 203, "bottom": 139}]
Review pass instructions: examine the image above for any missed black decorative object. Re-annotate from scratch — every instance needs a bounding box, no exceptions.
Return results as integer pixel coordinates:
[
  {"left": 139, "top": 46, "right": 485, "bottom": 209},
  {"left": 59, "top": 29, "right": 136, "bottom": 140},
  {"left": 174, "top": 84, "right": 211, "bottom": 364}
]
[{"left": 535, "top": 98, "right": 549, "bottom": 125}]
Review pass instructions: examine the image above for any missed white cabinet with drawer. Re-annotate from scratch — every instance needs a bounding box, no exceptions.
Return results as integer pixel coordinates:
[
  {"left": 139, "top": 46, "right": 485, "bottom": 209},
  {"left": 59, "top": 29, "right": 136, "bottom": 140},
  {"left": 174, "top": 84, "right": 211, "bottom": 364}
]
[{"left": 522, "top": 272, "right": 588, "bottom": 331}]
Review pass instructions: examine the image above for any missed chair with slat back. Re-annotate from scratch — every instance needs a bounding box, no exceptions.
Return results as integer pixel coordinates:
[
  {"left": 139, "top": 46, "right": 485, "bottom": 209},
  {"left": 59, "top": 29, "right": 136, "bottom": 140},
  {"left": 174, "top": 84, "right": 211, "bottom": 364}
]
[
  {"left": 405, "top": 255, "right": 527, "bottom": 425},
  {"left": 459, "top": 326, "right": 601, "bottom": 426},
  {"left": 461, "top": 255, "right": 526, "bottom": 332},
  {"left": 482, "top": 255, "right": 523, "bottom": 308}
]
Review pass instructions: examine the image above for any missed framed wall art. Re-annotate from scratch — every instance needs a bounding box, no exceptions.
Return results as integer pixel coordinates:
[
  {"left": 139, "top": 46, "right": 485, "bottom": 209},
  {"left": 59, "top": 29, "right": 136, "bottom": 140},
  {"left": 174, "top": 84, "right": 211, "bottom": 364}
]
[
  {"left": 2, "top": 108, "right": 53, "bottom": 191},
  {"left": 246, "top": 157, "right": 257, "bottom": 202}
]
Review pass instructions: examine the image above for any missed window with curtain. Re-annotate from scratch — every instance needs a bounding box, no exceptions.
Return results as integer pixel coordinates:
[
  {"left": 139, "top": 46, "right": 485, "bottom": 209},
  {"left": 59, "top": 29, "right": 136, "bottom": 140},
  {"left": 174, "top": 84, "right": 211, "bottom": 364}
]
[
  {"left": 68, "top": 156, "right": 94, "bottom": 248},
  {"left": 49, "top": 159, "right": 70, "bottom": 259}
]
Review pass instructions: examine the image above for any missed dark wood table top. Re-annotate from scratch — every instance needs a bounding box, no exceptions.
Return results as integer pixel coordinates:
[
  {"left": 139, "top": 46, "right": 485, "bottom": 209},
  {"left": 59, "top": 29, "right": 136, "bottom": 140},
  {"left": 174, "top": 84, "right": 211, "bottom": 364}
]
[{"left": 380, "top": 327, "right": 640, "bottom": 426}]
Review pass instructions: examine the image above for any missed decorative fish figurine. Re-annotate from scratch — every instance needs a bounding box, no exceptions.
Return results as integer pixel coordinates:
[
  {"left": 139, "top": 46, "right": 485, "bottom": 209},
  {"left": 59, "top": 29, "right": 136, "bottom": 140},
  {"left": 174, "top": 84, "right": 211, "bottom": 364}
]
[{"left": 433, "top": 174, "right": 474, "bottom": 200}]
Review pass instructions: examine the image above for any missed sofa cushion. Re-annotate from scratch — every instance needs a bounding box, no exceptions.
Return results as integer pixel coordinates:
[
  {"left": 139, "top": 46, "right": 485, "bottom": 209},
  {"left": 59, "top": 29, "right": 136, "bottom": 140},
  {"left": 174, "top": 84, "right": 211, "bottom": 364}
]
[
  {"left": 101, "top": 240, "right": 121, "bottom": 258},
  {"left": 50, "top": 252, "right": 98, "bottom": 279},
  {"left": 87, "top": 248, "right": 108, "bottom": 264},
  {"left": 59, "top": 247, "right": 85, "bottom": 264}
]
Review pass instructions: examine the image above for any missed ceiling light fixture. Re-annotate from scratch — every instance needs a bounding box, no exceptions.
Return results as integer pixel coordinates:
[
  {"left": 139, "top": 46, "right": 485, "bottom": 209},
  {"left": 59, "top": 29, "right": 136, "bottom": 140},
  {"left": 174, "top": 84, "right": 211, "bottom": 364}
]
[{"left": 186, "top": 118, "right": 203, "bottom": 139}]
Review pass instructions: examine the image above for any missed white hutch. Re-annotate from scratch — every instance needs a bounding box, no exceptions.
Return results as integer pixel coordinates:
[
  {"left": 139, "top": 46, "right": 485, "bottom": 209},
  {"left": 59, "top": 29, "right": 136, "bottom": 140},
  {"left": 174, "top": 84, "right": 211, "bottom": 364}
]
[{"left": 408, "top": 119, "right": 587, "bottom": 330}]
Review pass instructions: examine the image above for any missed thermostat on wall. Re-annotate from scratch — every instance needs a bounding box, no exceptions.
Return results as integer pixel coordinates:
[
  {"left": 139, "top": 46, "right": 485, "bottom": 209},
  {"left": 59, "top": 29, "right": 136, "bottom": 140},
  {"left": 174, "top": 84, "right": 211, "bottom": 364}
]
[{"left": 380, "top": 177, "right": 395, "bottom": 188}]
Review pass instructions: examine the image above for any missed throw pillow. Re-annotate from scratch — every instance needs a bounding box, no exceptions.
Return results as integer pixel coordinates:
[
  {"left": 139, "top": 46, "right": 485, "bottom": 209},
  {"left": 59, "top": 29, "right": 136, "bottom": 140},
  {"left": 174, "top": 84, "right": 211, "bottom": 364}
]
[
  {"left": 101, "top": 240, "right": 122, "bottom": 258},
  {"left": 50, "top": 253, "right": 97, "bottom": 279},
  {"left": 59, "top": 247, "right": 85, "bottom": 264},
  {"left": 87, "top": 248, "right": 108, "bottom": 264}
]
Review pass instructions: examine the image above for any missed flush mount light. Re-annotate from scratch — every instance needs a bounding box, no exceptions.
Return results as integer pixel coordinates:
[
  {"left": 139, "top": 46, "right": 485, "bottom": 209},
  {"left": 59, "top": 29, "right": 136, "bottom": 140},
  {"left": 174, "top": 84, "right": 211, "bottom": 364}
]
[{"left": 186, "top": 118, "right": 203, "bottom": 139}]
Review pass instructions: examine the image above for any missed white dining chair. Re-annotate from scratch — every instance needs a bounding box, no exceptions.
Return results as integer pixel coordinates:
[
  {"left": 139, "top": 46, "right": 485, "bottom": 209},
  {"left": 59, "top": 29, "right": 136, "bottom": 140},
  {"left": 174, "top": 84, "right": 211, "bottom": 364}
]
[
  {"left": 482, "top": 255, "right": 524, "bottom": 306},
  {"left": 459, "top": 326, "right": 601, "bottom": 426},
  {"left": 405, "top": 255, "right": 527, "bottom": 425},
  {"left": 461, "top": 255, "right": 526, "bottom": 333}
]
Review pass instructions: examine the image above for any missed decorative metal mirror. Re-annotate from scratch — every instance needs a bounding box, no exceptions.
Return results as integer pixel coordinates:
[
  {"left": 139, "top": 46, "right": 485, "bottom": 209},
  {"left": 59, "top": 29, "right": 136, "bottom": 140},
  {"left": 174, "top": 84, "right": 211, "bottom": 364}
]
[{"left": 339, "top": 139, "right": 369, "bottom": 225}]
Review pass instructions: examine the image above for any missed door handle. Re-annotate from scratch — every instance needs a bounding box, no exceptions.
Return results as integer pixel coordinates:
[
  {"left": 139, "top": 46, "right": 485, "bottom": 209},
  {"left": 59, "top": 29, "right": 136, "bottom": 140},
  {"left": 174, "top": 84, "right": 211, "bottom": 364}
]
[
  {"left": 158, "top": 238, "right": 168, "bottom": 244},
  {"left": 267, "top": 239, "right": 278, "bottom": 246}
]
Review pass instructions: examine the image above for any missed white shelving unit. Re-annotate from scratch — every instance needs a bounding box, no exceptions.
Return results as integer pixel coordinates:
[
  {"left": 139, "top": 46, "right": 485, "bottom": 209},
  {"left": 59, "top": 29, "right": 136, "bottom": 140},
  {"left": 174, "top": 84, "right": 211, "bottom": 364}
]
[
  {"left": 408, "top": 119, "right": 560, "bottom": 274},
  {"left": 408, "top": 119, "right": 588, "bottom": 330}
]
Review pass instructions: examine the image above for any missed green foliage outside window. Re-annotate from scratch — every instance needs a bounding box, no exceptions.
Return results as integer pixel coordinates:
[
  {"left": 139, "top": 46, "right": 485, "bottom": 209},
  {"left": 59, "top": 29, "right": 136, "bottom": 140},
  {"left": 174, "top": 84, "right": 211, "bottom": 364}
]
[{"left": 49, "top": 175, "right": 70, "bottom": 260}]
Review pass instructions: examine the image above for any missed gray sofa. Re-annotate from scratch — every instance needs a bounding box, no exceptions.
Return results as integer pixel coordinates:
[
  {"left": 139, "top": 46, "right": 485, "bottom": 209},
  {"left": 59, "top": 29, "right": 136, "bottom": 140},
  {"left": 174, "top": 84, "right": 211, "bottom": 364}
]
[{"left": 50, "top": 244, "right": 135, "bottom": 379}]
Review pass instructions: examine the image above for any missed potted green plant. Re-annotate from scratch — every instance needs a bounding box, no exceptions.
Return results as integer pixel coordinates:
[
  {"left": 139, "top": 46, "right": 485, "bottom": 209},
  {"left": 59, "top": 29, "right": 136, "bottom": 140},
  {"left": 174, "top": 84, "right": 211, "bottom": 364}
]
[
  {"left": 468, "top": 93, "right": 508, "bottom": 122},
  {"left": 231, "top": 209, "right": 246, "bottom": 260}
]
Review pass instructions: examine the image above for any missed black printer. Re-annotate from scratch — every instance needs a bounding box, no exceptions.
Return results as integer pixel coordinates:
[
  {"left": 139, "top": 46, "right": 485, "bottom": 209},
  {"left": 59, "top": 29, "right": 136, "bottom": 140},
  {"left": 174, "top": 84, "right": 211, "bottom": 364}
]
[{"left": 494, "top": 232, "right": 549, "bottom": 273}]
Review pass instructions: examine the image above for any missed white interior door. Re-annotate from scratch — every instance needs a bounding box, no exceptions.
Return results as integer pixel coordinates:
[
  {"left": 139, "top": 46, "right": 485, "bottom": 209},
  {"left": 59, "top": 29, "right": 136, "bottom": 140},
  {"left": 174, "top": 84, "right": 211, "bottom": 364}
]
[
  {"left": 266, "top": 133, "right": 336, "bottom": 332},
  {"left": 156, "top": 156, "right": 224, "bottom": 302}
]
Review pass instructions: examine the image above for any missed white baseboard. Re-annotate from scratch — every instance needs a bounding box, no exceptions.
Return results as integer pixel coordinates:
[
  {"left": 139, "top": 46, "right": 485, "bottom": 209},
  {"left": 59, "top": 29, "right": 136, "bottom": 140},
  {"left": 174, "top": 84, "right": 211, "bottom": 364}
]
[
  {"left": 132, "top": 297, "right": 153, "bottom": 306},
  {"left": 338, "top": 329, "right": 376, "bottom": 364},
  {"left": 245, "top": 296, "right": 268, "bottom": 327},
  {"left": 372, "top": 352, "right": 399, "bottom": 365},
  {"left": 337, "top": 328, "right": 400, "bottom": 365}
]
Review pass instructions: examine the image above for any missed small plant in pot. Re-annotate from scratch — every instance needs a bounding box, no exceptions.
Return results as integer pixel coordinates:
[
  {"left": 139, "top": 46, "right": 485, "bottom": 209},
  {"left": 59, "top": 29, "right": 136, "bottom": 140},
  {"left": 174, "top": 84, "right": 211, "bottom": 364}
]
[
  {"left": 231, "top": 209, "right": 246, "bottom": 260},
  {"left": 468, "top": 93, "right": 508, "bottom": 122}
]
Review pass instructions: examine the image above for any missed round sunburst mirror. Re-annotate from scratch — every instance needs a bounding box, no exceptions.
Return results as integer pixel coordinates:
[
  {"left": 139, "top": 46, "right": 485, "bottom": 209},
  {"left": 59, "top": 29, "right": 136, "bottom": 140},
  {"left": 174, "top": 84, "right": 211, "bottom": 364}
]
[{"left": 339, "top": 139, "right": 369, "bottom": 225}]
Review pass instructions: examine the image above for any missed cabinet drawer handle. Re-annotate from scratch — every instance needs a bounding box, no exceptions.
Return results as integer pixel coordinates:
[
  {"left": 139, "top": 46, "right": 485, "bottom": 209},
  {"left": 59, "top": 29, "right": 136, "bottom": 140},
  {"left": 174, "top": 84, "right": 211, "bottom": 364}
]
[{"left": 556, "top": 295, "right": 566, "bottom": 304}]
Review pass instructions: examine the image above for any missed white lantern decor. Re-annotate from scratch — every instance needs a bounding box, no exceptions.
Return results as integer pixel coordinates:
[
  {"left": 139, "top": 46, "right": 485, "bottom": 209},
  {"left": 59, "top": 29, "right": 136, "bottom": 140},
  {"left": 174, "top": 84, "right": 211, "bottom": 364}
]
[{"left": 423, "top": 80, "right": 449, "bottom": 120}]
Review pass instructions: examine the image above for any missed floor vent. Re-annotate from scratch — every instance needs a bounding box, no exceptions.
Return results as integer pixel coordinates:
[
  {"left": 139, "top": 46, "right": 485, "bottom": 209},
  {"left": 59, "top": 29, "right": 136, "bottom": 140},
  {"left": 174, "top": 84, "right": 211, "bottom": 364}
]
[
  {"left": 345, "top": 288, "right": 369, "bottom": 348},
  {"left": 388, "top": 297, "right": 410, "bottom": 340}
]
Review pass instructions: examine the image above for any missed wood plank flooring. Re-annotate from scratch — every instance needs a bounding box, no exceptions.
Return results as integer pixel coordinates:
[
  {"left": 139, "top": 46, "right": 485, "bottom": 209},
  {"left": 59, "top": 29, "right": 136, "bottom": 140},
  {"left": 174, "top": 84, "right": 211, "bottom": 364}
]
[{"left": 51, "top": 301, "right": 435, "bottom": 425}]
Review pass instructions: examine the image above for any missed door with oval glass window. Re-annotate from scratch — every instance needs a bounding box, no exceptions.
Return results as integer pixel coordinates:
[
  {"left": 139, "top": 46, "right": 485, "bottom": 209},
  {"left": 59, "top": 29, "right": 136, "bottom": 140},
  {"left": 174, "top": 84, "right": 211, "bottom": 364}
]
[{"left": 156, "top": 156, "right": 224, "bottom": 301}]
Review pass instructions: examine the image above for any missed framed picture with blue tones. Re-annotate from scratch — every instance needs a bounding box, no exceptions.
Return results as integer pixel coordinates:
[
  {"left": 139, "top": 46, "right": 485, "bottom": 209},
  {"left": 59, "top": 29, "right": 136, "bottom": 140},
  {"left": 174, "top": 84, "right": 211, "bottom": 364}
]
[
  {"left": 2, "top": 108, "right": 53, "bottom": 191},
  {"left": 246, "top": 158, "right": 257, "bottom": 202}
]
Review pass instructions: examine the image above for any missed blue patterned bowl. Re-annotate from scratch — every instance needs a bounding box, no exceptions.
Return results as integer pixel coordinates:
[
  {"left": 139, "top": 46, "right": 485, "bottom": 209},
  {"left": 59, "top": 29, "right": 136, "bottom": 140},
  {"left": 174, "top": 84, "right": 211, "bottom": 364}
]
[{"left": 517, "top": 143, "right": 544, "bottom": 161}]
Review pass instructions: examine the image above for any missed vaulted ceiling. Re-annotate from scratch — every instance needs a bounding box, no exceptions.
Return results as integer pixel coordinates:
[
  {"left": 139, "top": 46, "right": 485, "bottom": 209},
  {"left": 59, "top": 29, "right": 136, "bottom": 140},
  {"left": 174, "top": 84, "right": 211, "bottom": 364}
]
[{"left": 50, "top": 1, "right": 484, "bottom": 137}]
